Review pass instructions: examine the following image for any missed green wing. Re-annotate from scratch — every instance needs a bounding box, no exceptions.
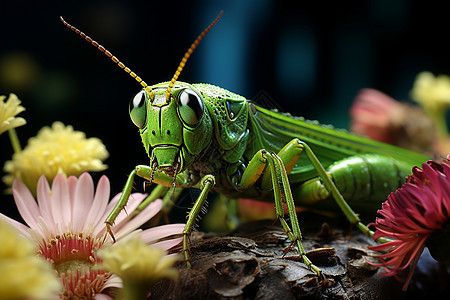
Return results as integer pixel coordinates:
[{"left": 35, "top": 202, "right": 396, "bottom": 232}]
[{"left": 247, "top": 103, "right": 429, "bottom": 183}]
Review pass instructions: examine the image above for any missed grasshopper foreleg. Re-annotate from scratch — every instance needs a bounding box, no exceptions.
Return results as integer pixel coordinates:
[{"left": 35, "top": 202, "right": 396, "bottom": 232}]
[
  {"left": 105, "top": 165, "right": 180, "bottom": 240},
  {"left": 182, "top": 174, "right": 216, "bottom": 268},
  {"left": 105, "top": 168, "right": 138, "bottom": 241}
]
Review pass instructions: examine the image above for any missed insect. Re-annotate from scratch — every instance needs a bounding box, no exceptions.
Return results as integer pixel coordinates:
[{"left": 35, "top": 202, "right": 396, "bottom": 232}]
[{"left": 60, "top": 12, "right": 429, "bottom": 277}]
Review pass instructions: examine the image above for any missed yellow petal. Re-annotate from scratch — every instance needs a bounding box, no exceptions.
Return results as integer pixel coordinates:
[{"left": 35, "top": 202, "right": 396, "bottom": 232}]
[
  {"left": 0, "top": 220, "right": 61, "bottom": 299},
  {"left": 2, "top": 121, "right": 109, "bottom": 194},
  {"left": 0, "top": 93, "right": 26, "bottom": 135}
]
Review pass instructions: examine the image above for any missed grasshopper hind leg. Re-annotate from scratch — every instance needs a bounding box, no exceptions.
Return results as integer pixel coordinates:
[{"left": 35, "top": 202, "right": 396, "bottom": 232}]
[
  {"left": 233, "top": 147, "right": 323, "bottom": 278},
  {"left": 289, "top": 140, "right": 392, "bottom": 243}
]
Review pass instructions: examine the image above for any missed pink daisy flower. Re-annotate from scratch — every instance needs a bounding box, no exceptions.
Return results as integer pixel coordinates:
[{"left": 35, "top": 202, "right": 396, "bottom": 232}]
[
  {"left": 349, "top": 88, "right": 402, "bottom": 144},
  {"left": 0, "top": 172, "right": 184, "bottom": 299},
  {"left": 367, "top": 157, "right": 450, "bottom": 291},
  {"left": 349, "top": 88, "right": 436, "bottom": 155}
]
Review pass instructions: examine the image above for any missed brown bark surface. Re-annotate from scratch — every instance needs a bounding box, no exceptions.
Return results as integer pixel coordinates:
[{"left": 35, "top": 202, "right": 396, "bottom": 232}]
[{"left": 151, "top": 212, "right": 449, "bottom": 299}]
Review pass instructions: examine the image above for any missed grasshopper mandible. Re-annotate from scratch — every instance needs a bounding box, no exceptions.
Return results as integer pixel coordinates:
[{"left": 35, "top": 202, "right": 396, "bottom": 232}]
[{"left": 61, "top": 12, "right": 429, "bottom": 277}]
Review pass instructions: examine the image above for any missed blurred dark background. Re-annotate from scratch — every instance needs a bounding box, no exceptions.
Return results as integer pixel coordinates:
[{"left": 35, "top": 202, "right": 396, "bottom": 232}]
[{"left": 1, "top": 0, "right": 449, "bottom": 218}]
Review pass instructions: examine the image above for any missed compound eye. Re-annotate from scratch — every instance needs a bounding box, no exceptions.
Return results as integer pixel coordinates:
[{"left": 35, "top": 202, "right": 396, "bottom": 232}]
[
  {"left": 177, "top": 89, "right": 204, "bottom": 126},
  {"left": 129, "top": 90, "right": 147, "bottom": 129}
]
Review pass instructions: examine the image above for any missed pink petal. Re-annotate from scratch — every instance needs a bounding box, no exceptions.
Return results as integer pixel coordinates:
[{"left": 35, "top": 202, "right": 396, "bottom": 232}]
[
  {"left": 151, "top": 237, "right": 183, "bottom": 251},
  {"left": 369, "top": 239, "right": 402, "bottom": 251},
  {"left": 102, "top": 275, "right": 122, "bottom": 290},
  {"left": 114, "top": 199, "right": 163, "bottom": 240},
  {"left": 101, "top": 192, "right": 121, "bottom": 219},
  {"left": 93, "top": 193, "right": 123, "bottom": 237},
  {"left": 84, "top": 175, "right": 110, "bottom": 229},
  {"left": 98, "top": 191, "right": 132, "bottom": 225},
  {"left": 72, "top": 173, "right": 95, "bottom": 231},
  {"left": 93, "top": 193, "right": 148, "bottom": 237},
  {"left": 12, "top": 179, "right": 40, "bottom": 229},
  {"left": 402, "top": 244, "right": 426, "bottom": 291},
  {"left": 95, "top": 294, "right": 115, "bottom": 300},
  {"left": 36, "top": 176, "right": 55, "bottom": 229},
  {"left": 141, "top": 223, "right": 185, "bottom": 244},
  {"left": 0, "top": 213, "right": 30, "bottom": 236},
  {"left": 67, "top": 175, "right": 78, "bottom": 205},
  {"left": 112, "top": 193, "right": 146, "bottom": 225},
  {"left": 50, "top": 174, "right": 71, "bottom": 227},
  {"left": 397, "top": 237, "right": 427, "bottom": 268}
]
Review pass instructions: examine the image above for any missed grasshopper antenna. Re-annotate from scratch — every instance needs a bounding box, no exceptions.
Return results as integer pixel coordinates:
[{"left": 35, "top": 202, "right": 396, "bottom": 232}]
[
  {"left": 60, "top": 16, "right": 154, "bottom": 99},
  {"left": 165, "top": 11, "right": 223, "bottom": 102}
]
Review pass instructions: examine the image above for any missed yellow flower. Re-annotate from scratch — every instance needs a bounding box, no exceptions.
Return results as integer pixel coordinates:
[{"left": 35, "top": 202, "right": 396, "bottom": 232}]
[
  {"left": 3, "top": 121, "right": 109, "bottom": 194},
  {"left": 97, "top": 237, "right": 180, "bottom": 300},
  {"left": 0, "top": 93, "right": 26, "bottom": 135},
  {"left": 410, "top": 71, "right": 450, "bottom": 154},
  {"left": 410, "top": 71, "right": 450, "bottom": 111},
  {"left": 0, "top": 219, "right": 61, "bottom": 299}
]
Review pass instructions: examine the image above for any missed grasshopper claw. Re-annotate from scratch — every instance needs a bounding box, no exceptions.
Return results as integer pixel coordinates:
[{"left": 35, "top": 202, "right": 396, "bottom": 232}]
[
  {"left": 182, "top": 231, "right": 193, "bottom": 268},
  {"left": 105, "top": 222, "right": 116, "bottom": 243}
]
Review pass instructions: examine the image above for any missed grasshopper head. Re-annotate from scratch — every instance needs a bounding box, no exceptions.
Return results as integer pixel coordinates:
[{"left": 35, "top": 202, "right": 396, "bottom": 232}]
[
  {"left": 129, "top": 83, "right": 212, "bottom": 179},
  {"left": 60, "top": 12, "right": 222, "bottom": 184},
  {"left": 127, "top": 11, "right": 222, "bottom": 183}
]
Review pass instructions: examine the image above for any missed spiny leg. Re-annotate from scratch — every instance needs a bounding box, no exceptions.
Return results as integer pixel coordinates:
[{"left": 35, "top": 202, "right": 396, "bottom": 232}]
[
  {"left": 260, "top": 137, "right": 303, "bottom": 189},
  {"left": 130, "top": 184, "right": 184, "bottom": 225},
  {"left": 182, "top": 174, "right": 215, "bottom": 268},
  {"left": 234, "top": 148, "right": 322, "bottom": 277},
  {"left": 105, "top": 165, "right": 187, "bottom": 240},
  {"left": 262, "top": 151, "right": 323, "bottom": 277},
  {"left": 160, "top": 187, "right": 185, "bottom": 223},
  {"left": 130, "top": 184, "right": 169, "bottom": 218},
  {"left": 106, "top": 168, "right": 138, "bottom": 240},
  {"left": 293, "top": 140, "right": 391, "bottom": 243}
]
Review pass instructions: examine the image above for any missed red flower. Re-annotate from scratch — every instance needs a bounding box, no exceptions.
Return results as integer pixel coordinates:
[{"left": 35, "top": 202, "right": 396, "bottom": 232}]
[{"left": 368, "top": 157, "right": 450, "bottom": 290}]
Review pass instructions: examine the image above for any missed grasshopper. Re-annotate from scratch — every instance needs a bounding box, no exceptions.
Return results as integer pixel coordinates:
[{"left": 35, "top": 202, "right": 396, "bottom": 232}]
[{"left": 61, "top": 12, "right": 429, "bottom": 277}]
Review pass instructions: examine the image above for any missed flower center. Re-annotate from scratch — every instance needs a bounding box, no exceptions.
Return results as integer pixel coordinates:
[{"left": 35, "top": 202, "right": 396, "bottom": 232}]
[
  {"left": 38, "top": 232, "right": 101, "bottom": 268},
  {"left": 55, "top": 258, "right": 93, "bottom": 274},
  {"left": 36, "top": 231, "right": 112, "bottom": 299}
]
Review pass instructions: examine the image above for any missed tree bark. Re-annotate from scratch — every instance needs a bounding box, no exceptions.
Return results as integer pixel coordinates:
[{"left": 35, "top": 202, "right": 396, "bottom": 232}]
[{"left": 151, "top": 212, "right": 449, "bottom": 299}]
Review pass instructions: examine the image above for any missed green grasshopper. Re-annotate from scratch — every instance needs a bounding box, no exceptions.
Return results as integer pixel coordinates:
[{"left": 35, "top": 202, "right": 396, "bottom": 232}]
[{"left": 61, "top": 12, "right": 429, "bottom": 277}]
